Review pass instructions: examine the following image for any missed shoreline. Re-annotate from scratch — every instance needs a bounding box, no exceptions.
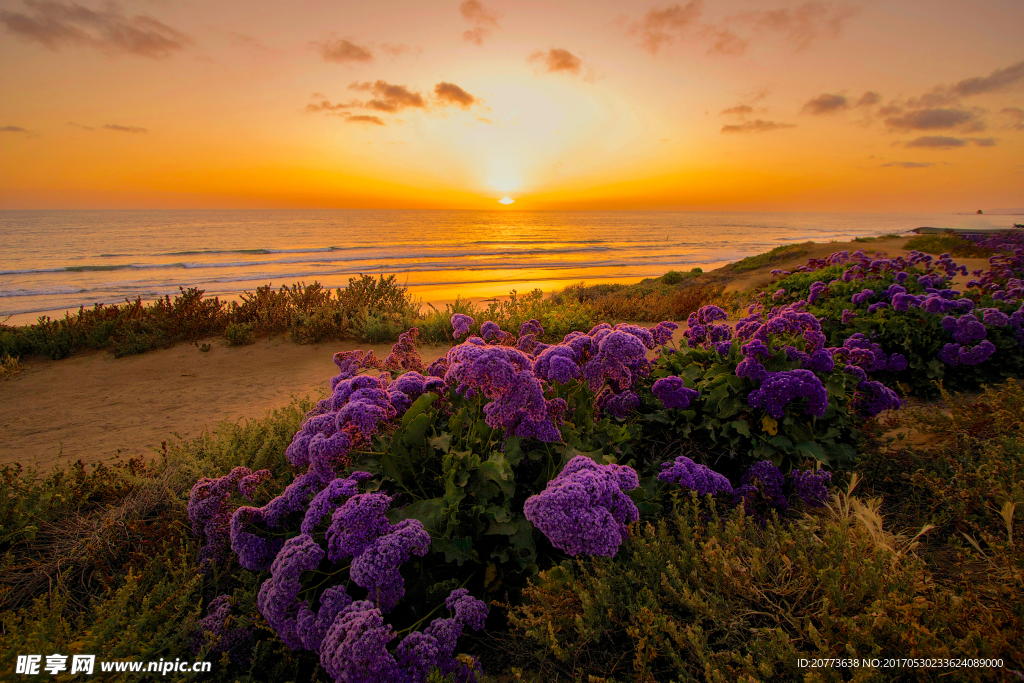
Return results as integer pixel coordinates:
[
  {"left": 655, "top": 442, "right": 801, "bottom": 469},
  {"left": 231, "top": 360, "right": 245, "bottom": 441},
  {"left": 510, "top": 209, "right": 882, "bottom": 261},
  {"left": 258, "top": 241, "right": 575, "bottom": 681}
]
[{"left": 0, "top": 233, "right": 976, "bottom": 471}]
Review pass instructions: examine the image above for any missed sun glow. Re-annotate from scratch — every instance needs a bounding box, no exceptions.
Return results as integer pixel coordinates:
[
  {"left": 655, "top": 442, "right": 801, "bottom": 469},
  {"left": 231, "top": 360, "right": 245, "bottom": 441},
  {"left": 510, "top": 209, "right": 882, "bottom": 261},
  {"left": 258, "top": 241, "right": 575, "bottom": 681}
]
[{"left": 498, "top": 196, "right": 515, "bottom": 204}]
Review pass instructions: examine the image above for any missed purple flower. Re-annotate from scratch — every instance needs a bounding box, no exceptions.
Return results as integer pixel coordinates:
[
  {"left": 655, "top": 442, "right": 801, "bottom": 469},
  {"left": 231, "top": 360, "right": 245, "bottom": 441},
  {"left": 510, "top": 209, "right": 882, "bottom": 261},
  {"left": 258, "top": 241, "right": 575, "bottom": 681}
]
[
  {"left": 652, "top": 376, "right": 699, "bottom": 409},
  {"left": 445, "top": 589, "right": 489, "bottom": 631},
  {"left": 583, "top": 330, "right": 649, "bottom": 391},
  {"left": 320, "top": 601, "right": 399, "bottom": 683},
  {"left": 519, "top": 319, "right": 544, "bottom": 337},
  {"left": 194, "top": 595, "right": 253, "bottom": 664},
  {"left": 301, "top": 471, "right": 374, "bottom": 535},
  {"left": 651, "top": 321, "right": 679, "bottom": 346},
  {"left": 851, "top": 380, "right": 901, "bottom": 417},
  {"left": 808, "top": 281, "right": 828, "bottom": 303},
  {"left": 524, "top": 456, "right": 639, "bottom": 557},
  {"left": 733, "top": 461, "right": 788, "bottom": 516},
  {"left": 238, "top": 470, "right": 271, "bottom": 502},
  {"left": 842, "top": 309, "right": 857, "bottom": 323},
  {"left": 350, "top": 519, "right": 431, "bottom": 612},
  {"left": 851, "top": 289, "right": 874, "bottom": 305},
  {"left": 952, "top": 314, "right": 987, "bottom": 345},
  {"left": 601, "top": 389, "right": 640, "bottom": 419},
  {"left": 983, "top": 308, "right": 1009, "bottom": 327},
  {"left": 866, "top": 302, "right": 889, "bottom": 314},
  {"left": 658, "top": 456, "right": 732, "bottom": 496},
  {"left": 614, "top": 323, "right": 656, "bottom": 349},
  {"left": 297, "top": 585, "right": 353, "bottom": 652},
  {"left": 326, "top": 493, "right": 394, "bottom": 562},
  {"left": 383, "top": 328, "right": 423, "bottom": 373},
  {"left": 773, "top": 288, "right": 787, "bottom": 301},
  {"left": 747, "top": 369, "right": 828, "bottom": 420},
  {"left": 256, "top": 533, "right": 325, "bottom": 651},
  {"left": 451, "top": 314, "right": 474, "bottom": 339},
  {"left": 793, "top": 469, "right": 831, "bottom": 507},
  {"left": 887, "top": 353, "right": 908, "bottom": 372},
  {"left": 533, "top": 345, "right": 581, "bottom": 384}
]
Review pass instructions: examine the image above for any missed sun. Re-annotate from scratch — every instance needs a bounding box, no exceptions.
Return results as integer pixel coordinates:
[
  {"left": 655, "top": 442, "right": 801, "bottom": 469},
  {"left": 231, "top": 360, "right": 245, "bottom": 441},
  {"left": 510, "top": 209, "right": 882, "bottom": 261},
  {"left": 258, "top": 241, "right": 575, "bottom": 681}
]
[{"left": 498, "top": 197, "right": 515, "bottom": 205}]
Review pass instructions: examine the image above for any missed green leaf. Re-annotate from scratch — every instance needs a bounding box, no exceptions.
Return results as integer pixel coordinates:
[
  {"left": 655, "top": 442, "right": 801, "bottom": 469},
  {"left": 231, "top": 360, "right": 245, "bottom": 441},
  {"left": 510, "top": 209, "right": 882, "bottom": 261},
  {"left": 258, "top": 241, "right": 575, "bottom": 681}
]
[
  {"left": 401, "top": 392, "right": 437, "bottom": 428},
  {"left": 402, "top": 412, "right": 433, "bottom": 449},
  {"left": 433, "top": 536, "right": 476, "bottom": 565},
  {"left": 731, "top": 419, "right": 751, "bottom": 437},
  {"left": 428, "top": 432, "right": 452, "bottom": 452},
  {"left": 795, "top": 441, "right": 826, "bottom": 463},
  {"left": 388, "top": 498, "right": 445, "bottom": 533}
]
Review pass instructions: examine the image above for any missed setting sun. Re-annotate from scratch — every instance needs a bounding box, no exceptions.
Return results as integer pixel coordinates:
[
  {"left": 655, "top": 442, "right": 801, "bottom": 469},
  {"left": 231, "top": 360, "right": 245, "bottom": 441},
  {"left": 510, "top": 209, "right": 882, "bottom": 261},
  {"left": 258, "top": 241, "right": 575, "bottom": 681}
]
[{"left": 498, "top": 196, "right": 515, "bottom": 205}]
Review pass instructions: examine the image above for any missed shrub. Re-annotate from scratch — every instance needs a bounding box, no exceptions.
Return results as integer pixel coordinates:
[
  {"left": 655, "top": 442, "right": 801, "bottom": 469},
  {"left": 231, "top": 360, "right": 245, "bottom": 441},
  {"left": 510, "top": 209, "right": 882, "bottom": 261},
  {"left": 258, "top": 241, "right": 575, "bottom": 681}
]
[
  {"left": 225, "top": 322, "right": 256, "bottom": 346},
  {"left": 507, "top": 486, "right": 1020, "bottom": 682},
  {"left": 0, "top": 354, "right": 23, "bottom": 379},
  {"left": 904, "top": 232, "right": 997, "bottom": 258}
]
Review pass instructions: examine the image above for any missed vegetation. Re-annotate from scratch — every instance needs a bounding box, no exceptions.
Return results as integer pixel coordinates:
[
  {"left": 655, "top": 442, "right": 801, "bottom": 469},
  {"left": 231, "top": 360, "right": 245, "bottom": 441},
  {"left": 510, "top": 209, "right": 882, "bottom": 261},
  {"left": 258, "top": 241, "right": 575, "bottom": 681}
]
[
  {"left": 903, "top": 232, "right": 997, "bottom": 258},
  {"left": 3, "top": 241, "right": 1023, "bottom": 682},
  {"left": 726, "top": 242, "right": 811, "bottom": 272}
]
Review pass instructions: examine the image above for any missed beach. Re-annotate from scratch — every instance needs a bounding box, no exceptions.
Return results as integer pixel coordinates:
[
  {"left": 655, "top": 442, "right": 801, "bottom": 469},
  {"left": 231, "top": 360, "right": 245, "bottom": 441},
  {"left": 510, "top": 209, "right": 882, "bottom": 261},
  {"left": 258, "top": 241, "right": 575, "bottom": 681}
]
[{"left": 0, "top": 234, "right": 983, "bottom": 470}]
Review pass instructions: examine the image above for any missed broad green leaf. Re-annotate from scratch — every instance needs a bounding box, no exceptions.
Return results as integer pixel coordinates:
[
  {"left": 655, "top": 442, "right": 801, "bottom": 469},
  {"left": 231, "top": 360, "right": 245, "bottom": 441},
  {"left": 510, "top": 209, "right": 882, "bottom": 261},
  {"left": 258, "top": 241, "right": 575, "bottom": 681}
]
[{"left": 401, "top": 392, "right": 437, "bottom": 429}]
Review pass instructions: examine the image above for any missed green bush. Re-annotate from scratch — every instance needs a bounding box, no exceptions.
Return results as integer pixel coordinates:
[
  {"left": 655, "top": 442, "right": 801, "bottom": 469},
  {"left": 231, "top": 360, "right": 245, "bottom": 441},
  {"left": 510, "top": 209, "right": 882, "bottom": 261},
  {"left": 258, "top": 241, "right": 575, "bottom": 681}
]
[
  {"left": 225, "top": 322, "right": 256, "bottom": 346},
  {"left": 903, "top": 233, "right": 996, "bottom": 258},
  {"left": 508, "top": 489, "right": 1021, "bottom": 681}
]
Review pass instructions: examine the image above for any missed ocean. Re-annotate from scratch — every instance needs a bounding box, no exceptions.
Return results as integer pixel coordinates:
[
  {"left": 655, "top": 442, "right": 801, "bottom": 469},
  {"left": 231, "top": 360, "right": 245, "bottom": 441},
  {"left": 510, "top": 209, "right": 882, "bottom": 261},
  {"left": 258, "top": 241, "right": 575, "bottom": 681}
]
[{"left": 1, "top": 209, "right": 1017, "bottom": 325}]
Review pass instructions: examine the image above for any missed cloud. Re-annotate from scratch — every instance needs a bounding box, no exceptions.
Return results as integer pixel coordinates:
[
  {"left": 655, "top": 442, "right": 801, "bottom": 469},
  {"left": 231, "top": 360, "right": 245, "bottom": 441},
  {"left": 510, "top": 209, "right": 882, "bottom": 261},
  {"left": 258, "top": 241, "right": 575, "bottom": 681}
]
[
  {"left": 999, "top": 107, "right": 1024, "bottom": 131},
  {"left": 739, "top": 1, "right": 861, "bottom": 50},
  {"left": 227, "top": 32, "right": 270, "bottom": 53},
  {"left": 950, "top": 59, "right": 1024, "bottom": 98},
  {"left": 801, "top": 93, "right": 848, "bottom": 115},
  {"left": 320, "top": 38, "right": 373, "bottom": 63},
  {"left": 104, "top": 124, "right": 147, "bottom": 133},
  {"left": 346, "top": 115, "right": 385, "bottom": 125},
  {"left": 349, "top": 80, "right": 425, "bottom": 112},
  {"left": 720, "top": 104, "right": 754, "bottom": 117},
  {"left": 881, "top": 161, "right": 934, "bottom": 168},
  {"left": 631, "top": 1, "right": 703, "bottom": 54},
  {"left": 460, "top": 0, "right": 499, "bottom": 46},
  {"left": 380, "top": 43, "right": 416, "bottom": 58},
  {"left": 0, "top": 0, "right": 192, "bottom": 58},
  {"left": 905, "top": 136, "right": 966, "bottom": 148},
  {"left": 698, "top": 26, "right": 747, "bottom": 55},
  {"left": 971, "top": 137, "right": 997, "bottom": 147},
  {"left": 0, "top": 125, "right": 29, "bottom": 132},
  {"left": 527, "top": 48, "right": 582, "bottom": 75},
  {"left": 305, "top": 98, "right": 356, "bottom": 113},
  {"left": 434, "top": 82, "right": 477, "bottom": 108},
  {"left": 721, "top": 119, "right": 796, "bottom": 133},
  {"left": 855, "top": 91, "right": 881, "bottom": 107},
  {"left": 884, "top": 108, "right": 981, "bottom": 132}
]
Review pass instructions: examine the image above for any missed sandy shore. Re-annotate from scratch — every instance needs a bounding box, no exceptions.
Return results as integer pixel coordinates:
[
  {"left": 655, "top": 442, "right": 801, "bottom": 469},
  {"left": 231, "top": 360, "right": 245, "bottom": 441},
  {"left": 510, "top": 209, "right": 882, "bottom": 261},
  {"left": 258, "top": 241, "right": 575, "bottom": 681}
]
[
  {"left": 1, "top": 338, "right": 451, "bottom": 471},
  {"left": 0, "top": 234, "right": 984, "bottom": 470}
]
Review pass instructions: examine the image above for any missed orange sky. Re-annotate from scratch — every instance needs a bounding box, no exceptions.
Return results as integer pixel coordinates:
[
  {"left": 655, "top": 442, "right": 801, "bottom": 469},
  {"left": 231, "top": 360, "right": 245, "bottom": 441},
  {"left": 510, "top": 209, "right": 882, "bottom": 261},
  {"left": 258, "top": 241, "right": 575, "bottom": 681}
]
[{"left": 0, "top": 0, "right": 1022, "bottom": 211}]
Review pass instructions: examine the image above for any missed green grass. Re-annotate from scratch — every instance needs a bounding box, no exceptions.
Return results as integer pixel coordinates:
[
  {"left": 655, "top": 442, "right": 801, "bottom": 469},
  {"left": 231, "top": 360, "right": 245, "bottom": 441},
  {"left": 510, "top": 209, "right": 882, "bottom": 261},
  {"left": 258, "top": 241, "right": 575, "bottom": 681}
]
[
  {"left": 903, "top": 233, "right": 997, "bottom": 258},
  {"left": 727, "top": 242, "right": 811, "bottom": 272}
]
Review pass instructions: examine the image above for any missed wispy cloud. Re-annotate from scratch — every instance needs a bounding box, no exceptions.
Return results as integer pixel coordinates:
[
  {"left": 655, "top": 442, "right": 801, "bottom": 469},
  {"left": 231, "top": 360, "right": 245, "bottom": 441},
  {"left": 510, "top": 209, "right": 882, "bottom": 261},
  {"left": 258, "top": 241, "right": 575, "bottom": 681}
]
[
  {"left": 904, "top": 135, "right": 996, "bottom": 149},
  {"left": 460, "top": 0, "right": 499, "bottom": 46},
  {"left": 720, "top": 104, "right": 754, "bottom": 117},
  {"left": 380, "top": 43, "right": 417, "bottom": 58},
  {"left": 737, "top": 1, "right": 861, "bottom": 51},
  {"left": 527, "top": 48, "right": 583, "bottom": 75},
  {"left": 884, "top": 107, "right": 982, "bottom": 132},
  {"left": 319, "top": 38, "right": 373, "bottom": 63},
  {"left": 881, "top": 161, "right": 935, "bottom": 168},
  {"left": 227, "top": 32, "right": 271, "bottom": 53},
  {"left": 721, "top": 119, "right": 795, "bottom": 133},
  {"left": 855, "top": 91, "right": 881, "bottom": 107},
  {"left": 629, "top": 2, "right": 703, "bottom": 55},
  {"left": 104, "top": 124, "right": 147, "bottom": 133},
  {"left": 0, "top": 0, "right": 192, "bottom": 58},
  {"left": 434, "top": 82, "right": 477, "bottom": 108},
  {"left": 999, "top": 107, "right": 1024, "bottom": 131},
  {"left": 0, "top": 125, "right": 29, "bottom": 133},
  {"left": 801, "top": 93, "right": 848, "bottom": 114},
  {"left": 346, "top": 115, "right": 385, "bottom": 125},
  {"left": 349, "top": 80, "right": 426, "bottom": 112}
]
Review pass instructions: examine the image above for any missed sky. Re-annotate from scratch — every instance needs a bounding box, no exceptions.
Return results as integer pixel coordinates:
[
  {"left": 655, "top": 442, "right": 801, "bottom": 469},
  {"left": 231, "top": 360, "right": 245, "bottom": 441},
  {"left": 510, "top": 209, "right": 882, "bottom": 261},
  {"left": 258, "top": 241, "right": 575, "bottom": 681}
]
[{"left": 0, "top": 0, "right": 1022, "bottom": 212}]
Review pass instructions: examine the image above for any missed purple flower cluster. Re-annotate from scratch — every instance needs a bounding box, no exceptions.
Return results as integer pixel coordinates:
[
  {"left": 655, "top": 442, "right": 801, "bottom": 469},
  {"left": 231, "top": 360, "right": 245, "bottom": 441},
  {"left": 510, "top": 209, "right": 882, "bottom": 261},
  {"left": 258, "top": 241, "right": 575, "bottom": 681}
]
[
  {"left": 747, "top": 369, "right": 828, "bottom": 420},
  {"left": 320, "top": 588, "right": 487, "bottom": 683},
  {"left": 192, "top": 595, "right": 253, "bottom": 664},
  {"left": 733, "top": 461, "right": 789, "bottom": 518},
  {"left": 451, "top": 314, "right": 474, "bottom": 339},
  {"left": 651, "top": 376, "right": 699, "bottom": 409},
  {"left": 188, "top": 466, "right": 271, "bottom": 565},
  {"left": 523, "top": 456, "right": 640, "bottom": 557},
  {"left": 383, "top": 327, "right": 423, "bottom": 373},
  {"left": 792, "top": 469, "right": 832, "bottom": 507},
  {"left": 685, "top": 305, "right": 733, "bottom": 349},
  {"left": 657, "top": 455, "right": 732, "bottom": 496}
]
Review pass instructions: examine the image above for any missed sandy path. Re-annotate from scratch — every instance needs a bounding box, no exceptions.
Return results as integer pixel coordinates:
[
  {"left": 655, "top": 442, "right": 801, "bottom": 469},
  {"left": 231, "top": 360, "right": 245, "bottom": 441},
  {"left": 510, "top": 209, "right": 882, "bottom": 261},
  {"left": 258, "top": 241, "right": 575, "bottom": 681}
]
[{"left": 0, "top": 337, "right": 450, "bottom": 471}]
